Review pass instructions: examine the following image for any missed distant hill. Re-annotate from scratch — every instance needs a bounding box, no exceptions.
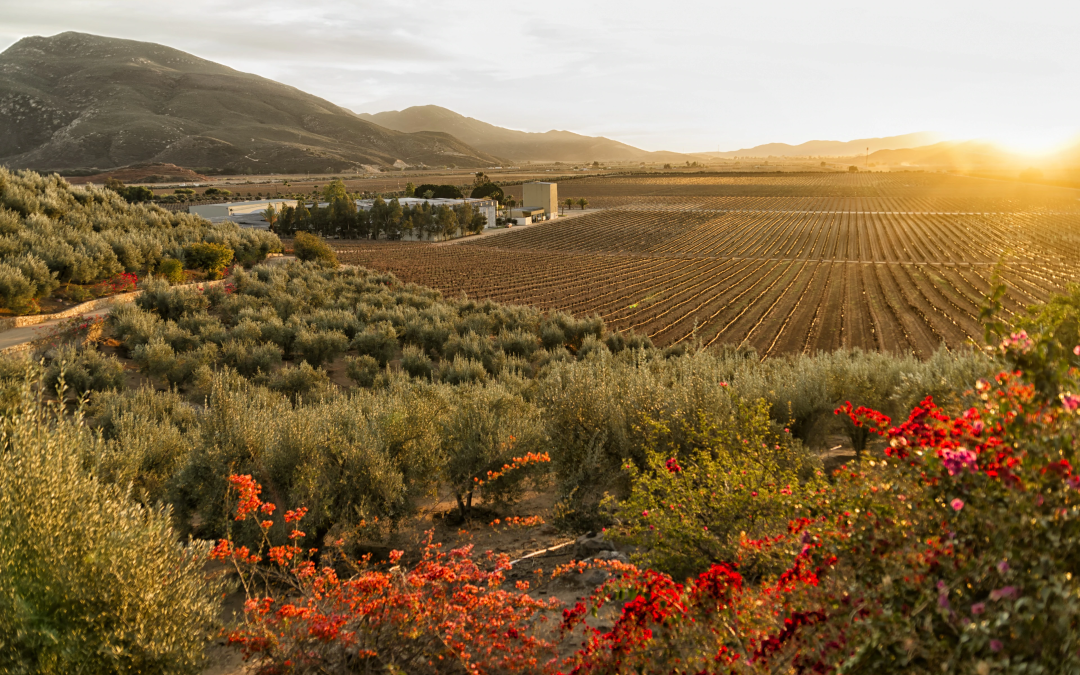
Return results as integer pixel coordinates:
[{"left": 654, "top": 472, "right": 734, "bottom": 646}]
[
  {"left": 713, "top": 132, "right": 942, "bottom": 158},
  {"left": 357, "top": 105, "right": 695, "bottom": 163},
  {"left": 865, "top": 141, "right": 1015, "bottom": 168},
  {"left": 0, "top": 32, "right": 501, "bottom": 173}
]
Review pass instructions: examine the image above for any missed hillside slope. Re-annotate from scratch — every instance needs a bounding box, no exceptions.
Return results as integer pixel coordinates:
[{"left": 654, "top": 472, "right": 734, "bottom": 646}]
[
  {"left": 358, "top": 105, "right": 694, "bottom": 163},
  {"left": 0, "top": 32, "right": 501, "bottom": 173},
  {"left": 714, "top": 132, "right": 942, "bottom": 158}
]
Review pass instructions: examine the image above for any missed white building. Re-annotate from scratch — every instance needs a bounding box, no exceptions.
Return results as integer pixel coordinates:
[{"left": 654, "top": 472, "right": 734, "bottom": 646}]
[{"left": 189, "top": 199, "right": 294, "bottom": 221}]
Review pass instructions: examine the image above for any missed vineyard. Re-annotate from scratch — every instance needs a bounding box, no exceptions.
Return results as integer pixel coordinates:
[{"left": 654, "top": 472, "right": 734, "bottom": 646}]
[{"left": 335, "top": 172, "right": 1080, "bottom": 356}]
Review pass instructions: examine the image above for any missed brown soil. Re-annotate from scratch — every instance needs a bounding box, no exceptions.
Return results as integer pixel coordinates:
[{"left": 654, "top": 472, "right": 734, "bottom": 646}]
[{"left": 66, "top": 164, "right": 209, "bottom": 185}]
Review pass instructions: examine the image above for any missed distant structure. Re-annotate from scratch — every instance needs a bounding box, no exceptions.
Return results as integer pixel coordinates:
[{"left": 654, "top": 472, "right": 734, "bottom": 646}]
[
  {"left": 522, "top": 182, "right": 558, "bottom": 221},
  {"left": 190, "top": 199, "right": 292, "bottom": 222},
  {"left": 509, "top": 206, "right": 547, "bottom": 226},
  {"left": 191, "top": 197, "right": 497, "bottom": 236}
]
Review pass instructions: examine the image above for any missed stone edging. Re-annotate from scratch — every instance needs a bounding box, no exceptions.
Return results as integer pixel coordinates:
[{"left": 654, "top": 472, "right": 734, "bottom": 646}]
[{"left": 0, "top": 279, "right": 230, "bottom": 354}]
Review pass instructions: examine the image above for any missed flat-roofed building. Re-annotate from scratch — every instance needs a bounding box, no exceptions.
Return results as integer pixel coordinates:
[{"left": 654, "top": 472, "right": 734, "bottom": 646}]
[
  {"left": 522, "top": 182, "right": 558, "bottom": 220},
  {"left": 190, "top": 199, "right": 294, "bottom": 221}
]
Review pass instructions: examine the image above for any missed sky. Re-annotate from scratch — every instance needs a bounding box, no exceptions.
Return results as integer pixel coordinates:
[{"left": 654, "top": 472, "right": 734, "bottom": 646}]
[{"left": 1, "top": 0, "right": 1077, "bottom": 154}]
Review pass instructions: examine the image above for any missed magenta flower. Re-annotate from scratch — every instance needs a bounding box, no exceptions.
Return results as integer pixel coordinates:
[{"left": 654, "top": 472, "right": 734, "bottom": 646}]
[
  {"left": 996, "top": 560, "right": 1009, "bottom": 574},
  {"left": 950, "top": 498, "right": 964, "bottom": 511},
  {"left": 990, "top": 640, "right": 1003, "bottom": 652},
  {"left": 989, "top": 586, "right": 1017, "bottom": 601},
  {"left": 970, "top": 602, "right": 985, "bottom": 615}
]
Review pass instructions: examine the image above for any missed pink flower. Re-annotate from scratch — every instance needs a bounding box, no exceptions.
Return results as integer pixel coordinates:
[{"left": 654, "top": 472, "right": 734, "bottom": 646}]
[
  {"left": 1074, "top": 345, "right": 1080, "bottom": 356},
  {"left": 1060, "top": 392, "right": 1079, "bottom": 412},
  {"left": 970, "top": 602, "right": 985, "bottom": 615},
  {"left": 990, "top": 640, "right": 1003, "bottom": 652},
  {"left": 950, "top": 498, "right": 964, "bottom": 511},
  {"left": 996, "top": 560, "right": 1009, "bottom": 574},
  {"left": 989, "top": 586, "right": 1017, "bottom": 601}
]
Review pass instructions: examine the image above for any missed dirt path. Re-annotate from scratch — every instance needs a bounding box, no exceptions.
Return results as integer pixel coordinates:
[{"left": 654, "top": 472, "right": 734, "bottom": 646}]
[{"left": 0, "top": 308, "right": 112, "bottom": 354}]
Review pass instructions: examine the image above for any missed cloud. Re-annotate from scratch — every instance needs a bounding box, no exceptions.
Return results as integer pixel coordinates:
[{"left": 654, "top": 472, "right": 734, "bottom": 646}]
[{"left": 0, "top": 0, "right": 1077, "bottom": 152}]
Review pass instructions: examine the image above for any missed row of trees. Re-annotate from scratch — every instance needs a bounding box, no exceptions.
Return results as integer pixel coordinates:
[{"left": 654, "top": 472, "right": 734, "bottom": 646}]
[{"left": 270, "top": 196, "right": 486, "bottom": 240}]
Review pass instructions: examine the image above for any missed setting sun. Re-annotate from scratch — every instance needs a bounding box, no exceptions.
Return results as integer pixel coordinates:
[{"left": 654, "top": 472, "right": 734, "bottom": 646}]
[{"left": 989, "top": 129, "right": 1078, "bottom": 156}]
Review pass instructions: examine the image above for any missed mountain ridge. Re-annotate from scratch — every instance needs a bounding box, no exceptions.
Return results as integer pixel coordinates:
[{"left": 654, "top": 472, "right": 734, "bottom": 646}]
[
  {"left": 357, "top": 105, "right": 698, "bottom": 163},
  {"left": 712, "top": 132, "right": 943, "bottom": 158},
  {"left": 0, "top": 32, "right": 501, "bottom": 173}
]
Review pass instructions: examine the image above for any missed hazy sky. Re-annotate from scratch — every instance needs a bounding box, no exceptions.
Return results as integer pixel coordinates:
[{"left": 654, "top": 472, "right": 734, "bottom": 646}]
[{"left": 1, "top": 0, "right": 1076, "bottom": 153}]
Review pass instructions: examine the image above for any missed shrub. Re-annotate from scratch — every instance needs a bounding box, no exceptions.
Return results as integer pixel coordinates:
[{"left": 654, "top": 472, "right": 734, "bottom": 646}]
[
  {"left": 135, "top": 279, "right": 211, "bottom": 321},
  {"left": 292, "top": 231, "right": 339, "bottom": 267},
  {"left": 562, "top": 334, "right": 1080, "bottom": 673},
  {"left": 157, "top": 258, "right": 184, "bottom": 284},
  {"left": 265, "top": 361, "right": 333, "bottom": 403},
  {"left": 42, "top": 345, "right": 127, "bottom": 396},
  {"left": 344, "top": 354, "right": 381, "bottom": 387},
  {"left": 213, "top": 476, "right": 555, "bottom": 674},
  {"left": 496, "top": 327, "right": 541, "bottom": 359},
  {"left": 91, "top": 387, "right": 199, "bottom": 506},
  {"left": 439, "top": 355, "right": 488, "bottom": 385},
  {"left": 0, "top": 254, "right": 57, "bottom": 314},
  {"left": 183, "top": 242, "right": 234, "bottom": 278},
  {"left": 221, "top": 339, "right": 283, "bottom": 377},
  {"left": 400, "top": 344, "right": 434, "bottom": 380},
  {"left": 352, "top": 322, "right": 399, "bottom": 366},
  {"left": 611, "top": 400, "right": 824, "bottom": 581},
  {"left": 293, "top": 328, "right": 349, "bottom": 367},
  {"left": 0, "top": 377, "right": 222, "bottom": 674},
  {"left": 0, "top": 261, "right": 38, "bottom": 313},
  {"left": 440, "top": 385, "right": 549, "bottom": 518}
]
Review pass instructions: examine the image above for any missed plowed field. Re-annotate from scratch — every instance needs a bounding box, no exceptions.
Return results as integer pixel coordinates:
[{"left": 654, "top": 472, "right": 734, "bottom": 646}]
[{"left": 335, "top": 172, "right": 1080, "bottom": 357}]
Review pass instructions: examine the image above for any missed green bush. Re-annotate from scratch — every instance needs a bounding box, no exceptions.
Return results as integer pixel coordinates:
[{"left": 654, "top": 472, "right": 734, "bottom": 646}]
[
  {"left": 43, "top": 345, "right": 126, "bottom": 396},
  {"left": 0, "top": 261, "right": 37, "bottom": 313},
  {"left": 610, "top": 399, "right": 824, "bottom": 581},
  {"left": 345, "top": 354, "right": 381, "bottom": 387},
  {"left": 293, "top": 328, "right": 349, "bottom": 368},
  {"left": 439, "top": 355, "right": 488, "bottom": 385},
  {"left": 440, "top": 384, "right": 546, "bottom": 518},
  {"left": 352, "top": 322, "right": 399, "bottom": 366},
  {"left": 221, "top": 339, "right": 283, "bottom": 377},
  {"left": 400, "top": 344, "right": 434, "bottom": 380},
  {"left": 183, "top": 242, "right": 233, "bottom": 278},
  {"left": 157, "top": 258, "right": 184, "bottom": 284},
  {"left": 265, "top": 361, "right": 333, "bottom": 403},
  {"left": 0, "top": 169, "right": 278, "bottom": 288},
  {"left": 293, "top": 232, "right": 339, "bottom": 267},
  {"left": 0, "top": 377, "right": 222, "bottom": 674},
  {"left": 135, "top": 279, "right": 211, "bottom": 321}
]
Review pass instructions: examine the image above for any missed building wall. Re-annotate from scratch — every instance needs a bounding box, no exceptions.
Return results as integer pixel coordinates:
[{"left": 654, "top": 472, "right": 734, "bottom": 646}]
[{"left": 522, "top": 182, "right": 558, "bottom": 218}]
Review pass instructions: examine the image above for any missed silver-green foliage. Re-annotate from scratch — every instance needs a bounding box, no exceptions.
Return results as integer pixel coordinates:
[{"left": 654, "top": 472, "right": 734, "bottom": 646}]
[
  {"left": 42, "top": 344, "right": 126, "bottom": 395},
  {"left": 0, "top": 168, "right": 280, "bottom": 293},
  {"left": 0, "top": 373, "right": 222, "bottom": 674}
]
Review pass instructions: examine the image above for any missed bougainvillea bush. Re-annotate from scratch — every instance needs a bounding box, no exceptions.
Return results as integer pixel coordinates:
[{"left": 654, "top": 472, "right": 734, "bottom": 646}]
[
  {"left": 560, "top": 337, "right": 1080, "bottom": 672},
  {"left": 213, "top": 475, "right": 561, "bottom": 675}
]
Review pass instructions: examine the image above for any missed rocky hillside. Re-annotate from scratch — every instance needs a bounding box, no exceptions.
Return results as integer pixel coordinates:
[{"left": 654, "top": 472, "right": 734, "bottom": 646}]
[{"left": 0, "top": 32, "right": 501, "bottom": 173}]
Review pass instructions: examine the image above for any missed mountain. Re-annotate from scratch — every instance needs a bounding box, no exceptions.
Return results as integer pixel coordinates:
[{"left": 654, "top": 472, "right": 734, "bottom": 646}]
[
  {"left": 0, "top": 32, "right": 501, "bottom": 173},
  {"left": 357, "top": 105, "right": 695, "bottom": 163},
  {"left": 713, "top": 132, "right": 943, "bottom": 158}
]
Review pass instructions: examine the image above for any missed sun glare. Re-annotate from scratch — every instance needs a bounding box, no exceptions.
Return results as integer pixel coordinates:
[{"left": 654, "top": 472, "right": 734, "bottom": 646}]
[{"left": 990, "top": 129, "right": 1078, "bottom": 156}]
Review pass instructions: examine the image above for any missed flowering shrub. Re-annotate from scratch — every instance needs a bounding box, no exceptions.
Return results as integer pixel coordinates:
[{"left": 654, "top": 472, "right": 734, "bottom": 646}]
[
  {"left": 215, "top": 475, "right": 561, "bottom": 674},
  {"left": 93, "top": 271, "right": 138, "bottom": 296},
  {"left": 564, "top": 348, "right": 1080, "bottom": 672},
  {"left": 609, "top": 400, "right": 824, "bottom": 581}
]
